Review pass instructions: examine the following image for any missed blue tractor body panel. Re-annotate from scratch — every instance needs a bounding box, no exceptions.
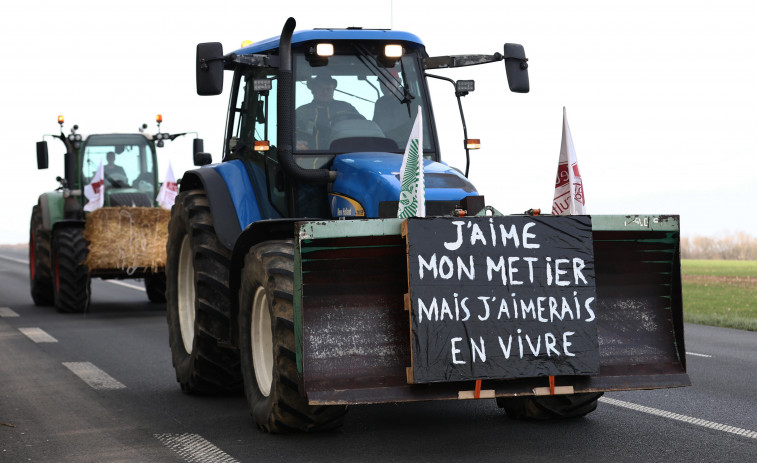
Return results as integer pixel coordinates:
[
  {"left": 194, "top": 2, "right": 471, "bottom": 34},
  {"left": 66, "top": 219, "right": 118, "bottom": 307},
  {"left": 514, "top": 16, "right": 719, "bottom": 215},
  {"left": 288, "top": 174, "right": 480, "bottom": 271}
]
[
  {"left": 212, "top": 160, "right": 263, "bottom": 229},
  {"left": 329, "top": 153, "right": 478, "bottom": 218},
  {"left": 234, "top": 29, "right": 425, "bottom": 55}
]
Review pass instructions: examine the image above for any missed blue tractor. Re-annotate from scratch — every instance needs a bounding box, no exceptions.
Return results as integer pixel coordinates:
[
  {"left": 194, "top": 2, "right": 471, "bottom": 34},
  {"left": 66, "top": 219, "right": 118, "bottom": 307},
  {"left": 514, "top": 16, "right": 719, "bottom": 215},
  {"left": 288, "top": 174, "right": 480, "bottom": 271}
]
[{"left": 166, "top": 18, "right": 688, "bottom": 432}]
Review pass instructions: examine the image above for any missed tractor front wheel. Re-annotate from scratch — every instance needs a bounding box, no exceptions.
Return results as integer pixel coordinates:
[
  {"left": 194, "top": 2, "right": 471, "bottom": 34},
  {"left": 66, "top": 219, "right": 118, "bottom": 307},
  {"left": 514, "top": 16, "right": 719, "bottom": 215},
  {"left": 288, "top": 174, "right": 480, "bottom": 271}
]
[
  {"left": 165, "top": 189, "right": 242, "bottom": 394},
  {"left": 52, "top": 227, "right": 90, "bottom": 313},
  {"left": 238, "top": 240, "right": 347, "bottom": 433},
  {"left": 145, "top": 272, "right": 166, "bottom": 303},
  {"left": 497, "top": 392, "right": 603, "bottom": 420},
  {"left": 29, "top": 205, "right": 53, "bottom": 306}
]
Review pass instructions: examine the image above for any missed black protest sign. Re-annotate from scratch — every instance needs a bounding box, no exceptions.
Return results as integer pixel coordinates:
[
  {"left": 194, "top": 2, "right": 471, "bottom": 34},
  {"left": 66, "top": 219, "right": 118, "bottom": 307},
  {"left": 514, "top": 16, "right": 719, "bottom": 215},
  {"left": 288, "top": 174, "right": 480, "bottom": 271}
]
[{"left": 405, "top": 215, "right": 599, "bottom": 384}]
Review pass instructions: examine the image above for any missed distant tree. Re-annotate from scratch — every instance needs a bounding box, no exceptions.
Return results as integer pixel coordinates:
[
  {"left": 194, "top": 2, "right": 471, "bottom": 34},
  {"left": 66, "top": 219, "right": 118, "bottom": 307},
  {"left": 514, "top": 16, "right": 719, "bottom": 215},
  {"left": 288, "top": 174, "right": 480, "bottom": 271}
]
[{"left": 681, "top": 232, "right": 757, "bottom": 259}]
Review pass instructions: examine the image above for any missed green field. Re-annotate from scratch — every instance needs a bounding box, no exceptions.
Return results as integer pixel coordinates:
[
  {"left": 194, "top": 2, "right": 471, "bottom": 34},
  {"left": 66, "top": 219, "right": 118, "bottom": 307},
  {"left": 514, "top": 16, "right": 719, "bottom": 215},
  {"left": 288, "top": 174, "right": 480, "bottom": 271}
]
[{"left": 682, "top": 260, "right": 757, "bottom": 331}]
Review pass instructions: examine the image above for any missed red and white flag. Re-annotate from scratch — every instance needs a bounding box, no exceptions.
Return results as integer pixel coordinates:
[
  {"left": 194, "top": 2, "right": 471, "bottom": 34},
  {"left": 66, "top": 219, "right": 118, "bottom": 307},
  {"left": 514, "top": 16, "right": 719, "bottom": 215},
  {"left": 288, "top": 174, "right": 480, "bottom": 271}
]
[
  {"left": 83, "top": 160, "right": 105, "bottom": 212},
  {"left": 552, "top": 107, "right": 586, "bottom": 215},
  {"left": 156, "top": 162, "right": 178, "bottom": 210}
]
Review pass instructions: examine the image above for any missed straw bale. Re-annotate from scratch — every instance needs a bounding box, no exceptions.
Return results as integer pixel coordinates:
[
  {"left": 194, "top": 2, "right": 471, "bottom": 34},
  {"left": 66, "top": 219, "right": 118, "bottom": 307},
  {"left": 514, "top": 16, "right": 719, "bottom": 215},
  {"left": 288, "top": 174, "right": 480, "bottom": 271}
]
[{"left": 84, "top": 207, "right": 170, "bottom": 274}]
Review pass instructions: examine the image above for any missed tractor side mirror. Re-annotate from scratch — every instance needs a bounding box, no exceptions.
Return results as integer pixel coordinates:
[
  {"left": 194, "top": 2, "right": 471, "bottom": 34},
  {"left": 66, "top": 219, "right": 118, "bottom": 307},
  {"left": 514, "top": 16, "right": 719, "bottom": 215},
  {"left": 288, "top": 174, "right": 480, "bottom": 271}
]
[
  {"left": 194, "top": 152, "right": 212, "bottom": 166},
  {"left": 193, "top": 138, "right": 204, "bottom": 155},
  {"left": 503, "top": 43, "right": 529, "bottom": 93},
  {"left": 196, "top": 42, "right": 224, "bottom": 96},
  {"left": 36, "top": 141, "right": 49, "bottom": 169},
  {"left": 192, "top": 138, "right": 211, "bottom": 165}
]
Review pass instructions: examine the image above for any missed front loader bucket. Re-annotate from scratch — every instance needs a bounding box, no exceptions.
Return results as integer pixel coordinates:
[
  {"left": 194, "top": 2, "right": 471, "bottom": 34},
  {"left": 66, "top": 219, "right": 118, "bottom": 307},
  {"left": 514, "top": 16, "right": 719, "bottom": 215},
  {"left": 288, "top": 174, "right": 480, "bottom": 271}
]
[{"left": 294, "top": 215, "right": 688, "bottom": 405}]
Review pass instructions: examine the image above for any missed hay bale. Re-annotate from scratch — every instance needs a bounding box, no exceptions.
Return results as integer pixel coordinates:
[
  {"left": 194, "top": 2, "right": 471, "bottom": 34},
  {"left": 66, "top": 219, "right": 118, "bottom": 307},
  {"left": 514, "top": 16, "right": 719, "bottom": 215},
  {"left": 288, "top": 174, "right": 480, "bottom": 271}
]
[{"left": 84, "top": 207, "right": 170, "bottom": 274}]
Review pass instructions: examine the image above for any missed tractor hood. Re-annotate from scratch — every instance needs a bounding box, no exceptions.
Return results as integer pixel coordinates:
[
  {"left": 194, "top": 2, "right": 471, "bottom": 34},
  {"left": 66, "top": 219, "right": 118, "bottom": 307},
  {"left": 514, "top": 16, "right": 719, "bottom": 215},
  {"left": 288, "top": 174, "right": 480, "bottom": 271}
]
[{"left": 329, "top": 152, "right": 478, "bottom": 218}]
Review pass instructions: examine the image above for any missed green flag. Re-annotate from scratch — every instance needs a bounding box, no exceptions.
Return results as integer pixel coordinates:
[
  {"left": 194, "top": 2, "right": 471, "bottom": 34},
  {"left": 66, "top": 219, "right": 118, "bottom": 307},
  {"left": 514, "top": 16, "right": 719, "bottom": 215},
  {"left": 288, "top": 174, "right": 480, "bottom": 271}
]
[{"left": 397, "top": 107, "right": 425, "bottom": 218}]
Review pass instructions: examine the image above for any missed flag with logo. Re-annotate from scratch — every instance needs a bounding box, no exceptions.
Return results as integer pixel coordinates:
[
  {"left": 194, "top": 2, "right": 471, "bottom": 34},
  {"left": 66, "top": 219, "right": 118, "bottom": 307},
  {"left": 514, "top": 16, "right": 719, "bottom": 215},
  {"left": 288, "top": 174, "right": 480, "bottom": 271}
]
[
  {"left": 156, "top": 161, "right": 178, "bottom": 210},
  {"left": 83, "top": 160, "right": 105, "bottom": 212},
  {"left": 397, "top": 107, "right": 425, "bottom": 218},
  {"left": 552, "top": 107, "right": 586, "bottom": 215}
]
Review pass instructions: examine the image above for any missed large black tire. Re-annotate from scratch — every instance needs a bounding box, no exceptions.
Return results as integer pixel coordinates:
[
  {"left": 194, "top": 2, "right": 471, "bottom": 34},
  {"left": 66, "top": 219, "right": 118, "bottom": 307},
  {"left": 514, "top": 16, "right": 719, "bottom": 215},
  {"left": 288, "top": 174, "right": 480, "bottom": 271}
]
[
  {"left": 29, "top": 205, "right": 54, "bottom": 306},
  {"left": 145, "top": 272, "right": 167, "bottom": 303},
  {"left": 52, "top": 227, "right": 91, "bottom": 313},
  {"left": 497, "top": 392, "right": 603, "bottom": 420},
  {"left": 238, "top": 240, "right": 347, "bottom": 433},
  {"left": 165, "top": 190, "right": 242, "bottom": 394}
]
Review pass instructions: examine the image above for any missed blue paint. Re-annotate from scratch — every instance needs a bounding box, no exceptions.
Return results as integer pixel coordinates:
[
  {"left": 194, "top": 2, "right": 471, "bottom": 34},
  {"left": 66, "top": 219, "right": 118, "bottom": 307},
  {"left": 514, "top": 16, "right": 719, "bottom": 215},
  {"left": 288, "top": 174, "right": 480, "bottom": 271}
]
[
  {"left": 234, "top": 29, "right": 424, "bottom": 55},
  {"left": 331, "top": 153, "right": 478, "bottom": 217},
  {"left": 213, "top": 161, "right": 263, "bottom": 229}
]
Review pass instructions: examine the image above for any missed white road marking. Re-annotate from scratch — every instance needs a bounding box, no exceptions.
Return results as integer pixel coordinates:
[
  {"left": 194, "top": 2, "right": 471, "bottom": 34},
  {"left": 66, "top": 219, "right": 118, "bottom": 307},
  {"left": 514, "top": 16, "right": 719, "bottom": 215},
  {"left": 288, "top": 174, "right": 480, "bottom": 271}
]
[
  {"left": 0, "top": 307, "right": 20, "bottom": 317},
  {"left": 686, "top": 352, "right": 713, "bottom": 358},
  {"left": 154, "top": 433, "right": 239, "bottom": 463},
  {"left": 18, "top": 327, "right": 57, "bottom": 343},
  {"left": 105, "top": 279, "right": 145, "bottom": 291},
  {"left": 600, "top": 397, "right": 757, "bottom": 440},
  {"left": 0, "top": 253, "right": 145, "bottom": 292},
  {"left": 0, "top": 254, "right": 28, "bottom": 265},
  {"left": 62, "top": 362, "right": 126, "bottom": 390}
]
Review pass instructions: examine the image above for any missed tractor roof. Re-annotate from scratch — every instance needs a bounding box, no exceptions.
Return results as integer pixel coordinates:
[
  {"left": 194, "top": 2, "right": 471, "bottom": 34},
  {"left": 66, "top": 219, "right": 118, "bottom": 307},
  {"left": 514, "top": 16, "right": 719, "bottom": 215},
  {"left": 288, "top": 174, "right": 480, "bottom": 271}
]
[{"left": 233, "top": 29, "right": 424, "bottom": 55}]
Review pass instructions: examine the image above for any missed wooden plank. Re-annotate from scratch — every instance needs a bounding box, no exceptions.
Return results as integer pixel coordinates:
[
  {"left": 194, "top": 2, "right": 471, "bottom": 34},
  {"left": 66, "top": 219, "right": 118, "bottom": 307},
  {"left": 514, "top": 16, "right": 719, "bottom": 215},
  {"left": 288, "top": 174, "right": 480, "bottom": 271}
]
[
  {"left": 533, "top": 385, "right": 574, "bottom": 396},
  {"left": 458, "top": 389, "right": 496, "bottom": 399}
]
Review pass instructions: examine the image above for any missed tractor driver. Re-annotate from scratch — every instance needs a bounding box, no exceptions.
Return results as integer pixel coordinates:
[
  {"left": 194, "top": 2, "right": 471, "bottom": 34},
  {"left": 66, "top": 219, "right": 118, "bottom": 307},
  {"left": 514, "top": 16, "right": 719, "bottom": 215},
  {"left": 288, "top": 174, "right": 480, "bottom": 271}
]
[
  {"left": 104, "top": 151, "right": 128, "bottom": 185},
  {"left": 295, "top": 75, "right": 363, "bottom": 150}
]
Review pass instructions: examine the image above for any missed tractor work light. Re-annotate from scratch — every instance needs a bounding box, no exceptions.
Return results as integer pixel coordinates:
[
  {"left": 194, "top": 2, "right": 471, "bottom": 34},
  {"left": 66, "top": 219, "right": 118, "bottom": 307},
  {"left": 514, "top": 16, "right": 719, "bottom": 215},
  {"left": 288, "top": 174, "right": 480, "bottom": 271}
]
[
  {"left": 465, "top": 138, "right": 481, "bottom": 150},
  {"left": 316, "top": 43, "right": 334, "bottom": 57},
  {"left": 254, "top": 140, "right": 270, "bottom": 151},
  {"left": 456, "top": 80, "right": 475, "bottom": 93},
  {"left": 384, "top": 44, "right": 403, "bottom": 58},
  {"left": 253, "top": 79, "right": 273, "bottom": 91}
]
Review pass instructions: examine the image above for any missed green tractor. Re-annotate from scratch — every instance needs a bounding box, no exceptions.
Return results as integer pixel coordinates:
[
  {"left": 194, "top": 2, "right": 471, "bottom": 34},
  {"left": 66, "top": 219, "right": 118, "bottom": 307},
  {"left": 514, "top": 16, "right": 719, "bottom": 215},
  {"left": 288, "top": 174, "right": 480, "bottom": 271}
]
[{"left": 30, "top": 115, "right": 203, "bottom": 313}]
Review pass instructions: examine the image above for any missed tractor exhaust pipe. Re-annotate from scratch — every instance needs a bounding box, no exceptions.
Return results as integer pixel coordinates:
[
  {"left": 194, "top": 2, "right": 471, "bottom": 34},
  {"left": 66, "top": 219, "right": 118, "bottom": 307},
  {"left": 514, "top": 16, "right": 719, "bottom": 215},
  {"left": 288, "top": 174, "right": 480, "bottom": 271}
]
[{"left": 277, "top": 17, "right": 336, "bottom": 184}]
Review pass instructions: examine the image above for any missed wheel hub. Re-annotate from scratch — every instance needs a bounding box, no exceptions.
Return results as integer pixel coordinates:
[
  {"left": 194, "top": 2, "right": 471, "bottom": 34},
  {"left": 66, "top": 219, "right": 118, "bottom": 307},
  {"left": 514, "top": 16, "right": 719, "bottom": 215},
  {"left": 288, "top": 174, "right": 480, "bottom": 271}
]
[
  {"left": 177, "top": 235, "right": 196, "bottom": 354},
  {"left": 251, "top": 286, "right": 273, "bottom": 397}
]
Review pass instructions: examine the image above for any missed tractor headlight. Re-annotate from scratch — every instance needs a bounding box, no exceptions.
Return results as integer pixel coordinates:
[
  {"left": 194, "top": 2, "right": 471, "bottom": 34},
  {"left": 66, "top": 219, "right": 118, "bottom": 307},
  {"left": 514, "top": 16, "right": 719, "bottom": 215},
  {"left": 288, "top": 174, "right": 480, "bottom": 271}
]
[
  {"left": 316, "top": 43, "right": 334, "bottom": 57},
  {"left": 384, "top": 44, "right": 403, "bottom": 58}
]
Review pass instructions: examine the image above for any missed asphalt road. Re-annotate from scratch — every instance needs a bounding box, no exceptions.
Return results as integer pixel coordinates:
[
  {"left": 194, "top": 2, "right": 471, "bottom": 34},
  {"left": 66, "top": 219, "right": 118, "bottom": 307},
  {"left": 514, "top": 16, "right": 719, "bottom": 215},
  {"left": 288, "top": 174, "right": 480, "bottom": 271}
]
[{"left": 1, "top": 248, "right": 755, "bottom": 462}]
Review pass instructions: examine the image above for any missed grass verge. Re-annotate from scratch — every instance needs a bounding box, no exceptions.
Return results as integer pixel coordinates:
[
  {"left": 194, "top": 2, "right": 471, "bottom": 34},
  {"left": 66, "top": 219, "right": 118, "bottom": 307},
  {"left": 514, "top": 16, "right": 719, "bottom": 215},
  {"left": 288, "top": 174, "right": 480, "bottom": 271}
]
[{"left": 682, "top": 260, "right": 757, "bottom": 331}]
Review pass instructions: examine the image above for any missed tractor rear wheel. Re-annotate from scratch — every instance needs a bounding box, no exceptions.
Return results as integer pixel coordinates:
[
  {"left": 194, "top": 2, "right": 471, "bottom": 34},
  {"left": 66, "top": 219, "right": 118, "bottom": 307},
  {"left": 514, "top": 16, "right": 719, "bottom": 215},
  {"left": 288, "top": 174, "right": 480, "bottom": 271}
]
[
  {"left": 145, "top": 272, "right": 167, "bottom": 303},
  {"left": 165, "top": 189, "right": 242, "bottom": 394},
  {"left": 29, "top": 205, "right": 53, "bottom": 306},
  {"left": 497, "top": 392, "right": 603, "bottom": 420},
  {"left": 52, "top": 227, "right": 90, "bottom": 313},
  {"left": 238, "top": 240, "right": 347, "bottom": 432}
]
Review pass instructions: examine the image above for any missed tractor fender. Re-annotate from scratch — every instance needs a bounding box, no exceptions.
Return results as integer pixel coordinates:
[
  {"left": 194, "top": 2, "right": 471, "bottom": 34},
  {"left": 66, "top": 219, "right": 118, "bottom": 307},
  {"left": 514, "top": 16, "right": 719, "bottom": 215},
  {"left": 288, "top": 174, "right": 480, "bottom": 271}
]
[
  {"left": 227, "top": 218, "right": 302, "bottom": 347},
  {"left": 38, "top": 192, "right": 65, "bottom": 231},
  {"left": 179, "top": 161, "right": 263, "bottom": 250},
  {"left": 51, "top": 218, "right": 85, "bottom": 233}
]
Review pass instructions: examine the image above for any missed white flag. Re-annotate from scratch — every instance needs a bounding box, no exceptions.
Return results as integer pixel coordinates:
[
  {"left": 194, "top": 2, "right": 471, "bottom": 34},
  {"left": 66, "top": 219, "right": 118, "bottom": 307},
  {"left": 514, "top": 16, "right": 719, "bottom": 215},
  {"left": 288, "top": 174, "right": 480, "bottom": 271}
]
[
  {"left": 397, "top": 107, "right": 425, "bottom": 218},
  {"left": 83, "top": 160, "right": 105, "bottom": 212},
  {"left": 156, "top": 162, "right": 178, "bottom": 210},
  {"left": 552, "top": 107, "right": 586, "bottom": 215}
]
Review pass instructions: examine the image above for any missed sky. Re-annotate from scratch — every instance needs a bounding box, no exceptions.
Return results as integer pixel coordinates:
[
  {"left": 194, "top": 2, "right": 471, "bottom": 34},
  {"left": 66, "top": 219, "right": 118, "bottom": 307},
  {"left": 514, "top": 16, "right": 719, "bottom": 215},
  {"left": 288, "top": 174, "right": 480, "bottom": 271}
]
[{"left": 1, "top": 0, "right": 755, "bottom": 244}]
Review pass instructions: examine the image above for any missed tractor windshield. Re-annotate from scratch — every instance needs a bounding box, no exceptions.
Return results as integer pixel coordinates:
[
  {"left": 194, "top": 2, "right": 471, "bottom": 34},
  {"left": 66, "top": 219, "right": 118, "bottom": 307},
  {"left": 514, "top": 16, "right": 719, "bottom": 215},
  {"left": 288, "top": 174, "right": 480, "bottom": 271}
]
[
  {"left": 80, "top": 134, "right": 156, "bottom": 196},
  {"left": 293, "top": 44, "right": 433, "bottom": 154}
]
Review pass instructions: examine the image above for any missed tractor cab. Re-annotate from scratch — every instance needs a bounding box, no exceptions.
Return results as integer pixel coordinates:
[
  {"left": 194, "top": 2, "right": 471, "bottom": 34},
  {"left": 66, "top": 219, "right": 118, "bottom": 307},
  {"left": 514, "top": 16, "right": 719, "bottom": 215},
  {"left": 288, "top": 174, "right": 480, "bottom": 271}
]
[
  {"left": 196, "top": 28, "right": 523, "bottom": 219},
  {"left": 79, "top": 133, "right": 158, "bottom": 207}
]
